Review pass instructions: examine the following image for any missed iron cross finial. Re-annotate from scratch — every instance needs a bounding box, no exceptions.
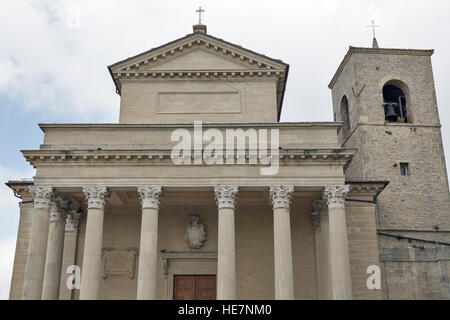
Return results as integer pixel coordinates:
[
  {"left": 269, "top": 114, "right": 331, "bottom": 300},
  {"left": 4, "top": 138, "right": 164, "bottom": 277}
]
[
  {"left": 367, "top": 19, "right": 381, "bottom": 39},
  {"left": 196, "top": 6, "right": 205, "bottom": 25}
]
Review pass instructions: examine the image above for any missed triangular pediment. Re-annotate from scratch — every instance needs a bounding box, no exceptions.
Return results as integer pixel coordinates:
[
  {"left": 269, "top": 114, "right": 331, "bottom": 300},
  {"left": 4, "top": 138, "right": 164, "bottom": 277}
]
[
  {"left": 109, "top": 33, "right": 288, "bottom": 73},
  {"left": 108, "top": 31, "right": 289, "bottom": 120}
]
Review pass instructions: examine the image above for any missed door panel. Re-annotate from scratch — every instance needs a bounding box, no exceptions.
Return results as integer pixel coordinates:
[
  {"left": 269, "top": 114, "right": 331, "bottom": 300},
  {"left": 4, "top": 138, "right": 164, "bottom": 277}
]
[
  {"left": 196, "top": 275, "right": 216, "bottom": 300},
  {"left": 174, "top": 275, "right": 216, "bottom": 300},
  {"left": 173, "top": 276, "right": 195, "bottom": 300}
]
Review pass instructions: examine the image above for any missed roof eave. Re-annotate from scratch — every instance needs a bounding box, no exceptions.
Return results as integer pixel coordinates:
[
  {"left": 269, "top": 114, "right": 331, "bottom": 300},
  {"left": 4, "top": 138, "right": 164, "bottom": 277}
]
[
  {"left": 328, "top": 46, "right": 435, "bottom": 89},
  {"left": 278, "top": 63, "right": 290, "bottom": 121}
]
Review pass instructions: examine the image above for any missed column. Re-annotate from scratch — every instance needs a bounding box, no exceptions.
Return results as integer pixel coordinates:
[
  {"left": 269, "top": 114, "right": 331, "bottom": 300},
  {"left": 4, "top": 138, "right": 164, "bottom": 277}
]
[
  {"left": 311, "top": 196, "right": 332, "bottom": 299},
  {"left": 9, "top": 187, "right": 34, "bottom": 300},
  {"left": 136, "top": 186, "right": 163, "bottom": 300},
  {"left": 59, "top": 208, "right": 82, "bottom": 300},
  {"left": 42, "top": 197, "right": 69, "bottom": 300},
  {"left": 214, "top": 185, "right": 238, "bottom": 300},
  {"left": 22, "top": 186, "right": 54, "bottom": 300},
  {"left": 324, "top": 185, "right": 352, "bottom": 300},
  {"left": 79, "top": 186, "right": 110, "bottom": 300},
  {"left": 269, "top": 185, "right": 295, "bottom": 300}
]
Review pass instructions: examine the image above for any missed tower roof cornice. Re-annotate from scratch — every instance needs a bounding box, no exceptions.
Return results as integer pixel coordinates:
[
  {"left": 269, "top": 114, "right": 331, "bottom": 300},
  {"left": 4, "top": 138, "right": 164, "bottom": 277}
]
[{"left": 328, "top": 46, "right": 434, "bottom": 89}]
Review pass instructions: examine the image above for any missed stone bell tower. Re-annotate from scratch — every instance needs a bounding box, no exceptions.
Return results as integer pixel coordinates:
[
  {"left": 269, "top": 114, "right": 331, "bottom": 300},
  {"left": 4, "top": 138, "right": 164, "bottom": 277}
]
[{"left": 329, "top": 38, "right": 450, "bottom": 299}]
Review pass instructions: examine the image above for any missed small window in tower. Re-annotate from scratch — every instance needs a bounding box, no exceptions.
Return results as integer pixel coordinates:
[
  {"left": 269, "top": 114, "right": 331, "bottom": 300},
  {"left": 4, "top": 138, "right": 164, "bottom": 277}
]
[
  {"left": 400, "top": 163, "right": 409, "bottom": 176},
  {"left": 340, "top": 96, "right": 350, "bottom": 135},
  {"left": 383, "top": 84, "right": 408, "bottom": 123}
]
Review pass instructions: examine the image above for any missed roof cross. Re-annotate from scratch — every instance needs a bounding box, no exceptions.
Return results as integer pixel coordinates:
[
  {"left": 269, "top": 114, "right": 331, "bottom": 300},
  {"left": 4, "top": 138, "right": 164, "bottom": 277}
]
[
  {"left": 367, "top": 19, "right": 381, "bottom": 39},
  {"left": 196, "top": 6, "right": 205, "bottom": 25}
]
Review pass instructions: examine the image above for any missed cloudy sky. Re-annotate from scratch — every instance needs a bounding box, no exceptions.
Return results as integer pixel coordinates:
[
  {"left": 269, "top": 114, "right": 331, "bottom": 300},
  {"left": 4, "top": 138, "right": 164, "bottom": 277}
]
[{"left": 0, "top": 0, "right": 449, "bottom": 299}]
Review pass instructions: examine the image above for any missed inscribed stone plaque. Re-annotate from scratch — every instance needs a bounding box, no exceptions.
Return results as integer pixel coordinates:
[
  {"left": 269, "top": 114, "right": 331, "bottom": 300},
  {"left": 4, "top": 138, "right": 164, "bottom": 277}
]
[{"left": 102, "top": 248, "right": 137, "bottom": 279}]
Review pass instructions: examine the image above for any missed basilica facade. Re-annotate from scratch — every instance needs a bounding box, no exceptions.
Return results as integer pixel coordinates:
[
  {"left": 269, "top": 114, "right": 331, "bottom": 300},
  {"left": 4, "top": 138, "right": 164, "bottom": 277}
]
[{"left": 7, "top": 23, "right": 450, "bottom": 300}]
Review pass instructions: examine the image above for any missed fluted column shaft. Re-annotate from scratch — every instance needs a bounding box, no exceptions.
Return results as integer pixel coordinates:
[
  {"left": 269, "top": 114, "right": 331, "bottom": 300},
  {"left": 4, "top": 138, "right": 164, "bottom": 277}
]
[
  {"left": 325, "top": 185, "right": 352, "bottom": 300},
  {"left": 79, "top": 186, "right": 110, "bottom": 300},
  {"left": 22, "top": 186, "right": 54, "bottom": 300},
  {"left": 42, "top": 197, "right": 69, "bottom": 300},
  {"left": 214, "top": 185, "right": 238, "bottom": 300},
  {"left": 136, "top": 186, "right": 163, "bottom": 300},
  {"left": 270, "top": 185, "right": 295, "bottom": 300}
]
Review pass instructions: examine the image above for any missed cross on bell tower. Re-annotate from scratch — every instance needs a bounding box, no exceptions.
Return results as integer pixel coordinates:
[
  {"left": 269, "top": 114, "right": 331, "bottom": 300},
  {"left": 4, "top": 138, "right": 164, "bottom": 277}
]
[{"left": 366, "top": 20, "right": 381, "bottom": 48}]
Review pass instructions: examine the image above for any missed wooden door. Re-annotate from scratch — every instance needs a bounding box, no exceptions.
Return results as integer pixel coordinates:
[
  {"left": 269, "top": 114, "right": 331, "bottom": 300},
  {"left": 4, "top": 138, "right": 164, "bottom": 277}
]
[{"left": 174, "top": 275, "right": 216, "bottom": 300}]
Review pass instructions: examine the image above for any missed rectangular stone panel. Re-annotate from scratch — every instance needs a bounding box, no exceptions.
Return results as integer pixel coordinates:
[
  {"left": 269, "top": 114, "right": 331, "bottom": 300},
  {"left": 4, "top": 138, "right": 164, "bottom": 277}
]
[
  {"left": 157, "top": 91, "right": 241, "bottom": 114},
  {"left": 102, "top": 248, "right": 137, "bottom": 279}
]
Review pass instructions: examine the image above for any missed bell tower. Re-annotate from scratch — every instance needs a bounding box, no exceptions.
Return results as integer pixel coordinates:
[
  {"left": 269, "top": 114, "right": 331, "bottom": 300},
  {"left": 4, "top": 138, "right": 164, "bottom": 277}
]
[{"left": 329, "top": 41, "right": 450, "bottom": 299}]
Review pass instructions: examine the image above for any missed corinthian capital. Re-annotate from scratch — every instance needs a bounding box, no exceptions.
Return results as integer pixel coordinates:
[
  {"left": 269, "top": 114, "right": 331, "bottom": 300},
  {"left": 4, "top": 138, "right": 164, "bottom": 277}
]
[
  {"left": 138, "top": 186, "right": 163, "bottom": 210},
  {"left": 312, "top": 193, "right": 328, "bottom": 217},
  {"left": 269, "top": 185, "right": 294, "bottom": 210},
  {"left": 28, "top": 186, "right": 54, "bottom": 209},
  {"left": 324, "top": 185, "right": 350, "bottom": 207},
  {"left": 83, "top": 186, "right": 111, "bottom": 210},
  {"left": 214, "top": 186, "right": 238, "bottom": 209},
  {"left": 66, "top": 209, "right": 82, "bottom": 232},
  {"left": 311, "top": 194, "right": 328, "bottom": 228},
  {"left": 49, "top": 197, "right": 70, "bottom": 223}
]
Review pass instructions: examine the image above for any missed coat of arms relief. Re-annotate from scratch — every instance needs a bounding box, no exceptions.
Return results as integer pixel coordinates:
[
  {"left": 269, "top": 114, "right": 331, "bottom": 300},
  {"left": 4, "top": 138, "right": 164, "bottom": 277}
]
[{"left": 185, "top": 215, "right": 206, "bottom": 249}]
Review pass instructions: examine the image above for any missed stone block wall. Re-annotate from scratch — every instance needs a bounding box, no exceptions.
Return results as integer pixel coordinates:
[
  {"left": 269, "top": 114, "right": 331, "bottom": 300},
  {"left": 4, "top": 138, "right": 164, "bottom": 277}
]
[{"left": 331, "top": 47, "right": 450, "bottom": 299}]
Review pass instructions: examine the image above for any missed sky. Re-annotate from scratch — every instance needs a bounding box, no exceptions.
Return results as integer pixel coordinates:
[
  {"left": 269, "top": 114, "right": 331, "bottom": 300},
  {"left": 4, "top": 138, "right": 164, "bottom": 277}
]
[{"left": 0, "top": 0, "right": 449, "bottom": 299}]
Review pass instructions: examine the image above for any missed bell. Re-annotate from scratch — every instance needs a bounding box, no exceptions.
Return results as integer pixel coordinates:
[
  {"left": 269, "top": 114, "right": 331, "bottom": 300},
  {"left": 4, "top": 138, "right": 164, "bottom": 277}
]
[{"left": 384, "top": 103, "right": 398, "bottom": 122}]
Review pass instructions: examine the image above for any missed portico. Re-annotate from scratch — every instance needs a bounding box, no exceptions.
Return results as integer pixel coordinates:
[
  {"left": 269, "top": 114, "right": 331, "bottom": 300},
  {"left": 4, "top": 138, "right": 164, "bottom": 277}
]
[{"left": 16, "top": 180, "right": 363, "bottom": 300}]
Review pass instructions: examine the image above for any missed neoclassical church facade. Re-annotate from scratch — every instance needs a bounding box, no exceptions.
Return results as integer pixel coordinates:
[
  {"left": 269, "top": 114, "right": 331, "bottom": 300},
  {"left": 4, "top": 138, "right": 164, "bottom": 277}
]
[{"left": 6, "top": 23, "right": 450, "bottom": 300}]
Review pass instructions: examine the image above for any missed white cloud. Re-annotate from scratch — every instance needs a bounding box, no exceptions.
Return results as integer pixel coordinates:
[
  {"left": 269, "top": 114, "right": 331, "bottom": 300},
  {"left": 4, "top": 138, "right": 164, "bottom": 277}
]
[
  {"left": 0, "top": 236, "right": 16, "bottom": 300},
  {"left": 0, "top": 59, "right": 21, "bottom": 88}
]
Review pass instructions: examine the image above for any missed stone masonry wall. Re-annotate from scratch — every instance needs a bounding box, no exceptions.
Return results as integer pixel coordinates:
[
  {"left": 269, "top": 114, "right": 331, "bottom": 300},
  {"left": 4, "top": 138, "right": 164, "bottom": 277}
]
[{"left": 331, "top": 49, "right": 450, "bottom": 299}]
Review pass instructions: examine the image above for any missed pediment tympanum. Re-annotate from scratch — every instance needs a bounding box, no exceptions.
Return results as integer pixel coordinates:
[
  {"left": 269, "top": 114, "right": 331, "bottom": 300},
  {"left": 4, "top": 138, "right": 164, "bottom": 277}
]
[{"left": 135, "top": 47, "right": 254, "bottom": 71}]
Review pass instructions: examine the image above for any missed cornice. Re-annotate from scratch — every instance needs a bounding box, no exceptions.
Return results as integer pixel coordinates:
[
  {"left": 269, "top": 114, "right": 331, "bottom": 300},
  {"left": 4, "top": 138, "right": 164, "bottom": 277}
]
[
  {"left": 5, "top": 180, "right": 34, "bottom": 199},
  {"left": 109, "top": 33, "right": 287, "bottom": 73},
  {"left": 328, "top": 46, "right": 434, "bottom": 89},
  {"left": 38, "top": 122, "right": 343, "bottom": 131},
  {"left": 113, "top": 69, "right": 284, "bottom": 80},
  {"left": 346, "top": 181, "right": 389, "bottom": 198},
  {"left": 22, "top": 149, "right": 356, "bottom": 168},
  {"left": 349, "top": 46, "right": 434, "bottom": 56}
]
